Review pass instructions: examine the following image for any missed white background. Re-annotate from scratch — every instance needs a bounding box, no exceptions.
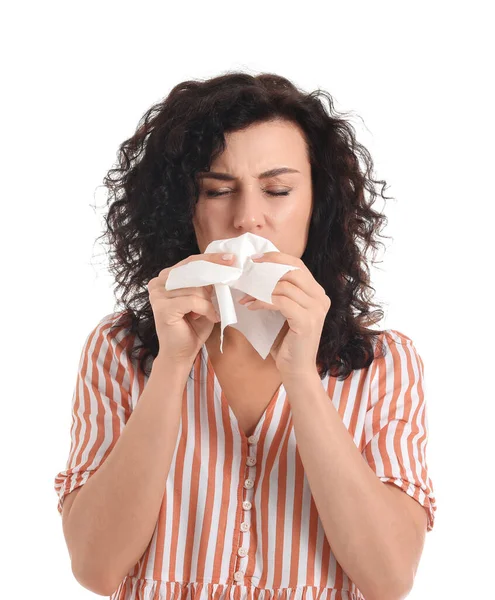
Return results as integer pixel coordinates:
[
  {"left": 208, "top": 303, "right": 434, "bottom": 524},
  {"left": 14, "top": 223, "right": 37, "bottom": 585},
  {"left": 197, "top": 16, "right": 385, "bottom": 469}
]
[{"left": 2, "top": 1, "right": 493, "bottom": 598}]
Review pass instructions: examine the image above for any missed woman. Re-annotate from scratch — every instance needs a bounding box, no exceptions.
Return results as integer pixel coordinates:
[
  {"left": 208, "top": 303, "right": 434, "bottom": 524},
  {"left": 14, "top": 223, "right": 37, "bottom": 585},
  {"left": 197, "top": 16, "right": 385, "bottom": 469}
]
[{"left": 54, "top": 72, "right": 437, "bottom": 600}]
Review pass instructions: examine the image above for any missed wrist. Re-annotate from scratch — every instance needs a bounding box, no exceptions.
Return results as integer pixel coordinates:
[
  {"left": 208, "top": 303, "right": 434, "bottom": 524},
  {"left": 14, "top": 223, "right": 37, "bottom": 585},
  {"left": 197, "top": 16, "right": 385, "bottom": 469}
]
[
  {"left": 152, "top": 354, "right": 193, "bottom": 379},
  {"left": 281, "top": 368, "right": 321, "bottom": 388}
]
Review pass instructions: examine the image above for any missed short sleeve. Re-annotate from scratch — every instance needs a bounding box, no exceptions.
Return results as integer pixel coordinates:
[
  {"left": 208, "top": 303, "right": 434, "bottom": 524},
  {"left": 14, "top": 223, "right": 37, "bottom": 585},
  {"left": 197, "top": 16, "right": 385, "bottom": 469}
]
[
  {"left": 361, "top": 331, "right": 437, "bottom": 532},
  {"left": 53, "top": 313, "right": 138, "bottom": 516}
]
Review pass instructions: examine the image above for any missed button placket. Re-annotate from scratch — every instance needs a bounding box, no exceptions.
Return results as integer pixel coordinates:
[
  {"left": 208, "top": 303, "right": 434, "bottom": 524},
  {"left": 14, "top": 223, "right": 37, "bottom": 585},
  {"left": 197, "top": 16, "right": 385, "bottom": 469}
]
[{"left": 234, "top": 434, "right": 259, "bottom": 584}]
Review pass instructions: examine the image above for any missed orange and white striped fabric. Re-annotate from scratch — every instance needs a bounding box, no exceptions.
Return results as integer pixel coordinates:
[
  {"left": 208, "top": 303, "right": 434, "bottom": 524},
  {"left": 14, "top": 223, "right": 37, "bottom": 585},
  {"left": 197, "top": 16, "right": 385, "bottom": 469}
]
[{"left": 54, "top": 312, "right": 437, "bottom": 600}]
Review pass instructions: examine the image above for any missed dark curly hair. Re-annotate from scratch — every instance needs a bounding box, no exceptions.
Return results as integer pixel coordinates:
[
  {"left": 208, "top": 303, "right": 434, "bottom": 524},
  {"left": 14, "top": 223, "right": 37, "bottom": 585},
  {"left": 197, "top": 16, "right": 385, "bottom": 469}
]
[{"left": 94, "top": 71, "right": 394, "bottom": 381}]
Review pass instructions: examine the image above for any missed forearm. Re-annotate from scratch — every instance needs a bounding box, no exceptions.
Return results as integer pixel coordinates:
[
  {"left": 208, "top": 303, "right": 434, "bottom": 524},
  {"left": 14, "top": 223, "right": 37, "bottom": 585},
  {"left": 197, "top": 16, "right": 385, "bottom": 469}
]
[
  {"left": 283, "top": 372, "right": 412, "bottom": 600},
  {"left": 66, "top": 355, "right": 191, "bottom": 594}
]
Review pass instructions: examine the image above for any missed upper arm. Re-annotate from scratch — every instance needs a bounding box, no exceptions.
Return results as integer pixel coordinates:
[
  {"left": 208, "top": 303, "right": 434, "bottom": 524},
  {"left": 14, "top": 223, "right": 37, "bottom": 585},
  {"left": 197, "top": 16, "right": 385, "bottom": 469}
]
[
  {"left": 383, "top": 481, "right": 427, "bottom": 579},
  {"left": 61, "top": 486, "right": 116, "bottom": 596},
  {"left": 61, "top": 487, "right": 82, "bottom": 529},
  {"left": 361, "top": 332, "right": 437, "bottom": 533},
  {"left": 61, "top": 487, "right": 83, "bottom": 566},
  {"left": 53, "top": 313, "right": 137, "bottom": 517},
  {"left": 384, "top": 481, "right": 427, "bottom": 535}
]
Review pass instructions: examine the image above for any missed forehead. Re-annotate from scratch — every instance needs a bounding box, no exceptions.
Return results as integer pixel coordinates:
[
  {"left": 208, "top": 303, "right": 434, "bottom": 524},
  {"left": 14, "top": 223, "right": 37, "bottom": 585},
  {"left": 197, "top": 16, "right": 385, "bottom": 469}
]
[{"left": 200, "top": 120, "right": 310, "bottom": 178}]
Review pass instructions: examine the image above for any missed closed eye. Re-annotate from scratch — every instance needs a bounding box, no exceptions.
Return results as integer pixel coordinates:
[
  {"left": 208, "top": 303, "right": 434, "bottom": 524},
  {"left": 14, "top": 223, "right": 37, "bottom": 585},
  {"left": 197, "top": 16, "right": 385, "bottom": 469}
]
[{"left": 205, "top": 190, "right": 291, "bottom": 197}]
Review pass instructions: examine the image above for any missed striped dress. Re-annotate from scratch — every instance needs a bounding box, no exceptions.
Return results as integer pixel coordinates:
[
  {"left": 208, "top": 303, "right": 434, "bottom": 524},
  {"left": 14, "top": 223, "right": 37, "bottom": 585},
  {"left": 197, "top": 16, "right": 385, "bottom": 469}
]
[{"left": 54, "top": 312, "right": 437, "bottom": 600}]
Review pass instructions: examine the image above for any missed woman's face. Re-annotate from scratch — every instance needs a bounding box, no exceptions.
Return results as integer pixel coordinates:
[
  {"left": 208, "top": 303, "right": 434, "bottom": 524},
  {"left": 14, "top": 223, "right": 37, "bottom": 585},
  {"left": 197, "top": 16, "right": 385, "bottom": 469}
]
[{"left": 193, "top": 119, "right": 313, "bottom": 258}]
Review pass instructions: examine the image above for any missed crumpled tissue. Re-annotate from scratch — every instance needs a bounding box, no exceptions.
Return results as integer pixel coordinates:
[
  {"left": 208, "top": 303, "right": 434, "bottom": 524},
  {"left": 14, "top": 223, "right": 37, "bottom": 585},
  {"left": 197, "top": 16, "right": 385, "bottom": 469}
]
[{"left": 164, "top": 232, "right": 300, "bottom": 359}]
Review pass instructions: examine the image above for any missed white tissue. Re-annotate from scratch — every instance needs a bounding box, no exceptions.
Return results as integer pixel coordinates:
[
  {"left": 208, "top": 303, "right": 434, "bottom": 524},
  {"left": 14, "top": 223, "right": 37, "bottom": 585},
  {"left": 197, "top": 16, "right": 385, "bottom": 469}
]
[{"left": 165, "top": 232, "right": 300, "bottom": 359}]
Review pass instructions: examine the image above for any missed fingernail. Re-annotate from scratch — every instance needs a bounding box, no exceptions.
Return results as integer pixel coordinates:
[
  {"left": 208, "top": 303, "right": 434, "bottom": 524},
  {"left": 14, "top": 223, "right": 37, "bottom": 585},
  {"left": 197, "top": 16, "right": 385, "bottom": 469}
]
[{"left": 222, "top": 253, "right": 233, "bottom": 260}]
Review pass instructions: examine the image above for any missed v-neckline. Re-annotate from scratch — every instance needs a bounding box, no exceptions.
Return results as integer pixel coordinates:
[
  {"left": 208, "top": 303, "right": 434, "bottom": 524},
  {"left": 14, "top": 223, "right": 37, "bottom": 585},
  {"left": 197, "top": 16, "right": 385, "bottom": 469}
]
[{"left": 201, "top": 343, "right": 285, "bottom": 441}]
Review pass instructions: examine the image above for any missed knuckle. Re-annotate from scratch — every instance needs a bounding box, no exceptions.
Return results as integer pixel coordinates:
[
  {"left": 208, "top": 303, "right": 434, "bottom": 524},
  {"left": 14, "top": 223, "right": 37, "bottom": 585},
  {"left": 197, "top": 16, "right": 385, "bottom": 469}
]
[
  {"left": 191, "top": 295, "right": 202, "bottom": 308},
  {"left": 148, "top": 279, "right": 159, "bottom": 293}
]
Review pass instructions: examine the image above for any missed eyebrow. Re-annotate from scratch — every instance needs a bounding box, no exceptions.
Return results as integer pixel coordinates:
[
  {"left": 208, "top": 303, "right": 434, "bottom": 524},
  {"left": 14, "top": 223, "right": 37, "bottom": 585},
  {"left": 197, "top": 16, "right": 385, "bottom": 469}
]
[{"left": 197, "top": 167, "right": 301, "bottom": 181}]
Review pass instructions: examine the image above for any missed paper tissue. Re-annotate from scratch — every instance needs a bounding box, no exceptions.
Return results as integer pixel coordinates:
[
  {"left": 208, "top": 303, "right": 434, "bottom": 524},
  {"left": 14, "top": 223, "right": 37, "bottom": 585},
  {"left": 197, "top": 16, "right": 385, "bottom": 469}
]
[{"left": 165, "top": 232, "right": 300, "bottom": 359}]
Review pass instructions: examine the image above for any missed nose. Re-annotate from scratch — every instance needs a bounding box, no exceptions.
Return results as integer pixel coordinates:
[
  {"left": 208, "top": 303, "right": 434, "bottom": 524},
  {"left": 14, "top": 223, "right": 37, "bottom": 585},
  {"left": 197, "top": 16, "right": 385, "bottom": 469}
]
[{"left": 232, "top": 188, "right": 266, "bottom": 232}]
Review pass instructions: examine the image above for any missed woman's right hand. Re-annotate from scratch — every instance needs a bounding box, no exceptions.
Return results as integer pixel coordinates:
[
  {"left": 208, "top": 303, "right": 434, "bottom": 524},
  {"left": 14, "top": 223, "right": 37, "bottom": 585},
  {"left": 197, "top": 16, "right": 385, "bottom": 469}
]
[{"left": 147, "top": 252, "right": 236, "bottom": 365}]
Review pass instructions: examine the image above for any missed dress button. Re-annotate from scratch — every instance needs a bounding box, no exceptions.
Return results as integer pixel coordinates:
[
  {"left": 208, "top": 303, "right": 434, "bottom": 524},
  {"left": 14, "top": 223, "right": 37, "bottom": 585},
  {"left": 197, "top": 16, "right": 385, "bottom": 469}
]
[
  {"left": 247, "top": 435, "right": 258, "bottom": 445},
  {"left": 246, "top": 456, "right": 257, "bottom": 466},
  {"left": 234, "top": 570, "right": 244, "bottom": 582},
  {"left": 243, "top": 500, "right": 252, "bottom": 510},
  {"left": 240, "top": 521, "right": 249, "bottom": 532},
  {"left": 238, "top": 547, "right": 247, "bottom": 557},
  {"left": 244, "top": 478, "right": 254, "bottom": 489}
]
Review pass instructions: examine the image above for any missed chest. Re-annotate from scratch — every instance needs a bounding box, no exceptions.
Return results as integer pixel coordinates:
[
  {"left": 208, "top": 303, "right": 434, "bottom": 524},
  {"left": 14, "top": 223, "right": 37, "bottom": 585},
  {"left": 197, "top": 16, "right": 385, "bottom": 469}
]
[{"left": 212, "top": 361, "right": 283, "bottom": 438}]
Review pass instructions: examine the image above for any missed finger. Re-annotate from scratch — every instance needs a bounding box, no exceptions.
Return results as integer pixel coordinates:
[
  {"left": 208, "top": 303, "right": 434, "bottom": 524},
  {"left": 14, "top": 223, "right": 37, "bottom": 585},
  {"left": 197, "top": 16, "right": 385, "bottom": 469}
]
[
  {"left": 162, "top": 285, "right": 214, "bottom": 299},
  {"left": 157, "top": 252, "right": 236, "bottom": 280},
  {"left": 238, "top": 293, "right": 255, "bottom": 304},
  {"left": 239, "top": 280, "right": 312, "bottom": 309},
  {"left": 271, "top": 268, "right": 321, "bottom": 303},
  {"left": 247, "top": 295, "right": 305, "bottom": 322},
  {"left": 251, "top": 251, "right": 300, "bottom": 266},
  {"left": 148, "top": 279, "right": 214, "bottom": 298},
  {"left": 167, "top": 295, "right": 220, "bottom": 324}
]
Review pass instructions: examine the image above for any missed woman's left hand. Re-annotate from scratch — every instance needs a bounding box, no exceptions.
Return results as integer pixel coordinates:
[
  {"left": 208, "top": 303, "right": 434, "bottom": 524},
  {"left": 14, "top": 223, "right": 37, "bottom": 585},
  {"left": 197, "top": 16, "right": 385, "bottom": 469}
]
[{"left": 238, "top": 252, "right": 331, "bottom": 378}]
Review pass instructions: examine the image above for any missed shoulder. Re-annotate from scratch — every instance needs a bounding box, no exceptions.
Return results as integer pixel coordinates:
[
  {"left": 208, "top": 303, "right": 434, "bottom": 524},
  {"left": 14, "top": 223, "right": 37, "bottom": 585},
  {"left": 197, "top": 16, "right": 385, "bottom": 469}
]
[
  {"left": 370, "top": 328, "right": 425, "bottom": 376},
  {"left": 81, "top": 311, "right": 144, "bottom": 400},
  {"left": 89, "top": 309, "right": 133, "bottom": 339},
  {"left": 372, "top": 328, "right": 420, "bottom": 349},
  {"left": 384, "top": 329, "right": 416, "bottom": 345},
  {"left": 81, "top": 310, "right": 139, "bottom": 361},
  {"left": 370, "top": 328, "right": 424, "bottom": 367}
]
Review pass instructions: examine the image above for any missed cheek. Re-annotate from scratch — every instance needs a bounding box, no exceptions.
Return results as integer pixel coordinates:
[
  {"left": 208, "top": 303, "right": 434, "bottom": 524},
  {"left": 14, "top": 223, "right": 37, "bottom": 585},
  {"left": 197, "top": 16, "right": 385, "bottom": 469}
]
[
  {"left": 193, "top": 202, "right": 212, "bottom": 224},
  {"left": 194, "top": 202, "right": 229, "bottom": 232},
  {"left": 275, "top": 197, "right": 311, "bottom": 225}
]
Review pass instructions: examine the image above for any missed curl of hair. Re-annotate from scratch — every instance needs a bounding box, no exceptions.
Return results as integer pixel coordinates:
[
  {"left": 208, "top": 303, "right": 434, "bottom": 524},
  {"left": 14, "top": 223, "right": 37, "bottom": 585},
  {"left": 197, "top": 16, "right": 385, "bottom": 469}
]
[{"left": 95, "top": 71, "right": 394, "bottom": 381}]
